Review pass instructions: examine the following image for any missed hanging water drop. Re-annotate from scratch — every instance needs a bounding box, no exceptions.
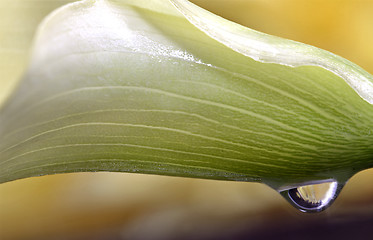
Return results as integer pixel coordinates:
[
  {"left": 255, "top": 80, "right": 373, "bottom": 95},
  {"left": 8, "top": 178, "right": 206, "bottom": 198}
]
[{"left": 279, "top": 180, "right": 344, "bottom": 213}]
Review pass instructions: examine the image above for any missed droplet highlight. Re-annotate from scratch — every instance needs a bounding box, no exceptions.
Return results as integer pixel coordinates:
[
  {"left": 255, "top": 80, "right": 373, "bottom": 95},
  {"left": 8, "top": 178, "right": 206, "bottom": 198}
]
[{"left": 279, "top": 180, "right": 343, "bottom": 213}]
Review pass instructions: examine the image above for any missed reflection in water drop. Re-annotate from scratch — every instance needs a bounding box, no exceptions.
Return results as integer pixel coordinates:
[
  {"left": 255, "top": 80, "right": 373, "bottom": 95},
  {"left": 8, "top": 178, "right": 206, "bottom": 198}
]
[{"left": 279, "top": 180, "right": 343, "bottom": 213}]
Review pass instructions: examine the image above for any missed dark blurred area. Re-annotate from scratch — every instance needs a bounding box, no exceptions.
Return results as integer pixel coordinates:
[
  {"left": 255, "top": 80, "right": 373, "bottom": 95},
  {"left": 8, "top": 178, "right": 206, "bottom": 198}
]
[{"left": 1, "top": 169, "right": 373, "bottom": 240}]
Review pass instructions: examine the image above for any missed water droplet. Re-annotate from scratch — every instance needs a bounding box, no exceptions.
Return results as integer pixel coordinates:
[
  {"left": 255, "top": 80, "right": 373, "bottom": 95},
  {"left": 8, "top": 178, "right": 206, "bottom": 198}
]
[{"left": 279, "top": 180, "right": 344, "bottom": 213}]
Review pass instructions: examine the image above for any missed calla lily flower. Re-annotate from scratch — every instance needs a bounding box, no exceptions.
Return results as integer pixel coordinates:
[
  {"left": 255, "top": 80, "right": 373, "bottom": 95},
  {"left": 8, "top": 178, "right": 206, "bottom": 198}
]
[{"left": 0, "top": 0, "right": 372, "bottom": 213}]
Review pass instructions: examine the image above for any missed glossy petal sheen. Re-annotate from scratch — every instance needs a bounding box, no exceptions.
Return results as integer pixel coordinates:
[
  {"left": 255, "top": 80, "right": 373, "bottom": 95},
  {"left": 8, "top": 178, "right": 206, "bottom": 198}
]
[{"left": 0, "top": 0, "right": 372, "bottom": 188}]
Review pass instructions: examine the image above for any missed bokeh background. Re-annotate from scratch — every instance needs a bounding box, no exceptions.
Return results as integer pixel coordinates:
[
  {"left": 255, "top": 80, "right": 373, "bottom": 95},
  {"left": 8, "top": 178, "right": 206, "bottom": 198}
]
[{"left": 1, "top": 0, "right": 373, "bottom": 239}]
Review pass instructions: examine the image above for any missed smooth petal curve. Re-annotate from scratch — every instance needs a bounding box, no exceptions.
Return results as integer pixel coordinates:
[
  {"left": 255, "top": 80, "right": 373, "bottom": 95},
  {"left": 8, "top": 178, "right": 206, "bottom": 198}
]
[
  {"left": 171, "top": 0, "right": 373, "bottom": 104},
  {"left": 0, "top": 0, "right": 372, "bottom": 188}
]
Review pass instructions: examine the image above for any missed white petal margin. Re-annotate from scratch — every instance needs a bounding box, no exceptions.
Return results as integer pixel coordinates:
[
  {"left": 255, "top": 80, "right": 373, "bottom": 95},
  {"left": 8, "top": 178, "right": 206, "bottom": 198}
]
[{"left": 170, "top": 0, "right": 373, "bottom": 105}]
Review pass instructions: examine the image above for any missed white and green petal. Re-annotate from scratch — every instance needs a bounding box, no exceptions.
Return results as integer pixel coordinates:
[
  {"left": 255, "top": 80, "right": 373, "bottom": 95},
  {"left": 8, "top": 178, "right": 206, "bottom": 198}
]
[{"left": 0, "top": 0, "right": 372, "bottom": 197}]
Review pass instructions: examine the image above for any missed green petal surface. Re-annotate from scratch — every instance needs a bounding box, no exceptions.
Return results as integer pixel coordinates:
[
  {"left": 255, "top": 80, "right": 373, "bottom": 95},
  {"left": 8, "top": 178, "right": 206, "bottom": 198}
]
[{"left": 0, "top": 0, "right": 372, "bottom": 188}]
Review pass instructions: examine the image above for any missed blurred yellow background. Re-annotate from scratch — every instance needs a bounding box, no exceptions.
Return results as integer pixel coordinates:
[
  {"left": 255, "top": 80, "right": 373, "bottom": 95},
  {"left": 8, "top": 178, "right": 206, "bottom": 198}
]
[{"left": 1, "top": 0, "right": 373, "bottom": 239}]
